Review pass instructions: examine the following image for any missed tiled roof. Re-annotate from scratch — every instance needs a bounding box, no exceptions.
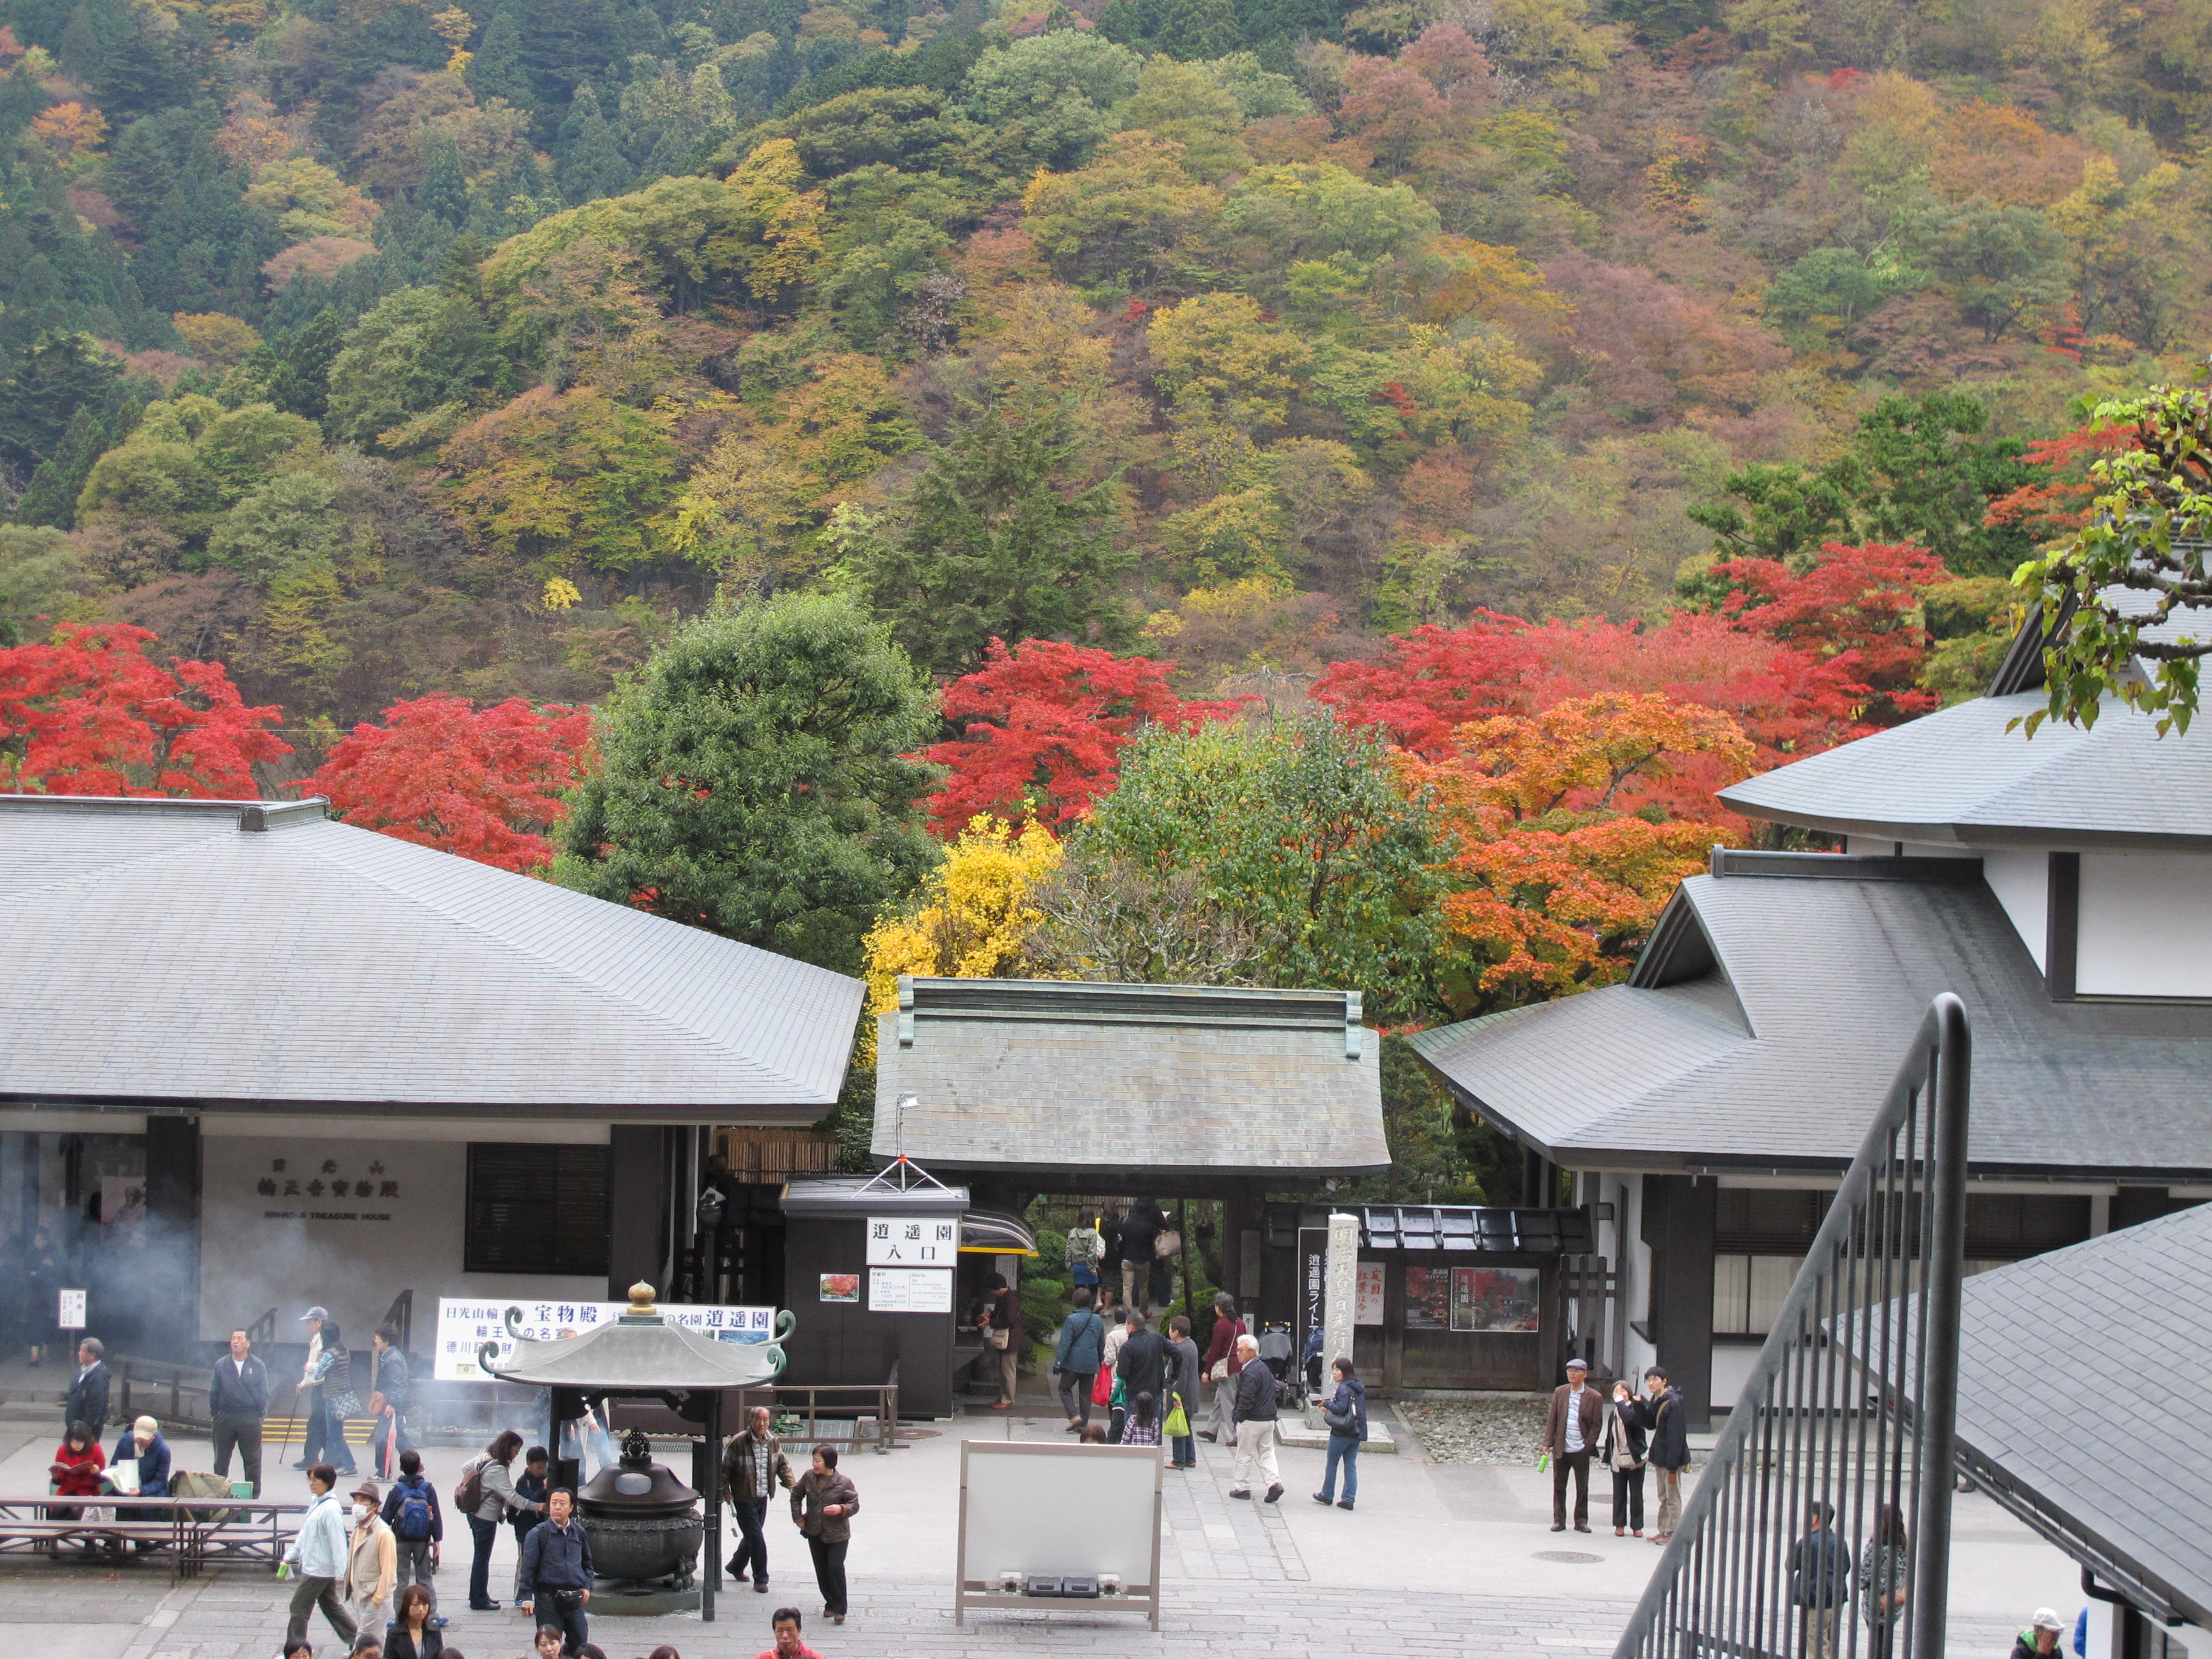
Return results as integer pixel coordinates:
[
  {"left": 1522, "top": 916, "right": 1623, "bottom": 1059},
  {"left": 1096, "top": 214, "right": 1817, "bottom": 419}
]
[
  {"left": 1717, "top": 692, "right": 2212, "bottom": 849},
  {"left": 1951, "top": 1204, "right": 2212, "bottom": 1626},
  {"left": 874, "top": 977, "right": 1389, "bottom": 1176},
  {"left": 0, "top": 795, "right": 863, "bottom": 1115},
  {"left": 1409, "top": 863, "right": 2212, "bottom": 1174}
]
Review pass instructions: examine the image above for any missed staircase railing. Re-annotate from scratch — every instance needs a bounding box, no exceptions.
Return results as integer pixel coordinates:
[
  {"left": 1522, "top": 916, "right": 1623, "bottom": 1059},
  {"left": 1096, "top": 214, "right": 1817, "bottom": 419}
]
[{"left": 1614, "top": 993, "right": 1971, "bottom": 1659}]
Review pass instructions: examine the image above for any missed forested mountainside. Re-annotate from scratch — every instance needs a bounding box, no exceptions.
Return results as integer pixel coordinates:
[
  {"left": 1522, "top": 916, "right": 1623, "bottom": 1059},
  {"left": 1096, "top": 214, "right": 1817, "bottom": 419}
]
[{"left": 0, "top": 0, "right": 2198, "bottom": 747}]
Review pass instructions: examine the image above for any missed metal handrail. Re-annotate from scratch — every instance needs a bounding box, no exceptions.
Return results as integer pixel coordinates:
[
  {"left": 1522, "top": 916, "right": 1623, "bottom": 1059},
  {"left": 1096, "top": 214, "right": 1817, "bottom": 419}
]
[
  {"left": 757, "top": 1380, "right": 903, "bottom": 1455},
  {"left": 1614, "top": 993, "right": 1971, "bottom": 1659}
]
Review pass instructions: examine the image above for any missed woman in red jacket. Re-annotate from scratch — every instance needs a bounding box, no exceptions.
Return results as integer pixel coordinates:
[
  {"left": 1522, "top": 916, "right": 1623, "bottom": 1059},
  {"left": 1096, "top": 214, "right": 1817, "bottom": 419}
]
[{"left": 48, "top": 1419, "right": 105, "bottom": 1521}]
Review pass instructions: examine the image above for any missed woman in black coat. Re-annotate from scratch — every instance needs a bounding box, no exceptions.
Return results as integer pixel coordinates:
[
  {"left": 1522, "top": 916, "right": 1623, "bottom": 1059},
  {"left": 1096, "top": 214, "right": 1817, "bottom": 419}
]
[
  {"left": 1597, "top": 1379, "right": 1649, "bottom": 1535},
  {"left": 384, "top": 1583, "right": 443, "bottom": 1659}
]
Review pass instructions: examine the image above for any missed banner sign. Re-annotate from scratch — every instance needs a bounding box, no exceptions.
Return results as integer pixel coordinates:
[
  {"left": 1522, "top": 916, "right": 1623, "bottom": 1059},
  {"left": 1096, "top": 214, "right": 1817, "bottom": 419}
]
[{"left": 434, "top": 1296, "right": 776, "bottom": 1382}]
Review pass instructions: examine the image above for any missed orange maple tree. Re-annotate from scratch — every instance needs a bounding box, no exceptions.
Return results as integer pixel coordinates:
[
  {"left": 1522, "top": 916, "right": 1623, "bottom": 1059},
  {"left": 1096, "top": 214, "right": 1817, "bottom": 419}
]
[
  {"left": 306, "top": 694, "right": 597, "bottom": 873},
  {"left": 1401, "top": 693, "right": 1755, "bottom": 1014},
  {"left": 1982, "top": 420, "right": 2137, "bottom": 538},
  {"left": 922, "top": 637, "right": 1247, "bottom": 833},
  {"left": 0, "top": 624, "right": 290, "bottom": 797}
]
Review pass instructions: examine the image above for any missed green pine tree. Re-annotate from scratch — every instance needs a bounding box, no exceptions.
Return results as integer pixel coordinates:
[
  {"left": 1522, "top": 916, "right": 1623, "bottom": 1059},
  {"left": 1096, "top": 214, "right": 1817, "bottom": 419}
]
[
  {"left": 268, "top": 308, "right": 346, "bottom": 424},
  {"left": 13, "top": 406, "right": 106, "bottom": 529},
  {"left": 465, "top": 6, "right": 534, "bottom": 112},
  {"left": 848, "top": 389, "right": 1136, "bottom": 677},
  {"left": 1156, "top": 0, "right": 1240, "bottom": 59},
  {"left": 417, "top": 141, "right": 470, "bottom": 228},
  {"left": 557, "top": 84, "right": 632, "bottom": 204}
]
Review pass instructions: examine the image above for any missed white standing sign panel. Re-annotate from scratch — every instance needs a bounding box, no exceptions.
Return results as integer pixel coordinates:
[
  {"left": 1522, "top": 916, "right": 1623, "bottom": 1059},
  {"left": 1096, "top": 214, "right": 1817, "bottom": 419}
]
[
  {"left": 870, "top": 1267, "right": 953, "bottom": 1313},
  {"left": 866, "top": 1215, "right": 958, "bottom": 1265},
  {"left": 57, "top": 1289, "right": 87, "bottom": 1330},
  {"left": 433, "top": 1297, "right": 776, "bottom": 1382}
]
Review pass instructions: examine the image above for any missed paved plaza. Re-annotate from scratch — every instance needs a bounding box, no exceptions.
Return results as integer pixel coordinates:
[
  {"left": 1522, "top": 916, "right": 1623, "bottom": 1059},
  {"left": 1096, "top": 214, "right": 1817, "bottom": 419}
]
[{"left": 0, "top": 1380, "right": 2077, "bottom": 1659}]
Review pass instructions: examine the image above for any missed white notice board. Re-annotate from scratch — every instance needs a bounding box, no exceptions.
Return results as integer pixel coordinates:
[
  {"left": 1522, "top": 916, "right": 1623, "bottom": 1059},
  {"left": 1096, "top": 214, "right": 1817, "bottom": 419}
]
[
  {"left": 956, "top": 1441, "right": 1161, "bottom": 1629},
  {"left": 58, "top": 1289, "right": 87, "bottom": 1330},
  {"left": 866, "top": 1216, "right": 958, "bottom": 1265},
  {"left": 870, "top": 1267, "right": 952, "bottom": 1313}
]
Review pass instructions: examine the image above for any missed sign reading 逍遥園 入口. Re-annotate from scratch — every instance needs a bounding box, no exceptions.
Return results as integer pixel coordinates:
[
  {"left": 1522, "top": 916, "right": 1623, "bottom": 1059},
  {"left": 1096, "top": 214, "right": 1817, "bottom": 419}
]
[
  {"left": 434, "top": 1297, "right": 777, "bottom": 1381},
  {"left": 866, "top": 1215, "right": 957, "bottom": 1266}
]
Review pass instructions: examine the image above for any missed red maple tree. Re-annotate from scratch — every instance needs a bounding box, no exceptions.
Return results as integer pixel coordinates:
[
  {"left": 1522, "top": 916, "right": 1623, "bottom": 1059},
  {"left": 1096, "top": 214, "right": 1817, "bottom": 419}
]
[
  {"left": 1316, "top": 609, "right": 1871, "bottom": 816},
  {"left": 1983, "top": 420, "right": 2136, "bottom": 537},
  {"left": 0, "top": 623, "right": 290, "bottom": 797},
  {"left": 306, "top": 694, "right": 597, "bottom": 873},
  {"left": 1700, "top": 541, "right": 1951, "bottom": 722},
  {"left": 922, "top": 638, "right": 1249, "bottom": 832}
]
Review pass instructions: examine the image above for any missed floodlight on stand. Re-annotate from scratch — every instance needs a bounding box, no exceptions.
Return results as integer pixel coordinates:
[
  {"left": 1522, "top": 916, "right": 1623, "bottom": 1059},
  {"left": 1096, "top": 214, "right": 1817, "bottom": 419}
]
[{"left": 854, "top": 1089, "right": 954, "bottom": 1195}]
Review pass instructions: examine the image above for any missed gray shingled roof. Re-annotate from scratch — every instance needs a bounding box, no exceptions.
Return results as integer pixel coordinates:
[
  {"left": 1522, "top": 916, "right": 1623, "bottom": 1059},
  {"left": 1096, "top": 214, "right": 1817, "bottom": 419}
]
[
  {"left": 1717, "top": 691, "right": 2212, "bottom": 850},
  {"left": 1950, "top": 1204, "right": 2212, "bottom": 1625},
  {"left": 0, "top": 795, "right": 863, "bottom": 1116},
  {"left": 1409, "top": 863, "right": 2212, "bottom": 1174},
  {"left": 874, "top": 978, "right": 1389, "bottom": 1177}
]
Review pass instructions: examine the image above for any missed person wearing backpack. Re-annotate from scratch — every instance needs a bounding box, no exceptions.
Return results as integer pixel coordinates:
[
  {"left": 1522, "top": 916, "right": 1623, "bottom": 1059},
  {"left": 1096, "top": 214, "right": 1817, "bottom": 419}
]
[
  {"left": 380, "top": 1448, "right": 444, "bottom": 1625},
  {"left": 457, "top": 1429, "right": 536, "bottom": 1611}
]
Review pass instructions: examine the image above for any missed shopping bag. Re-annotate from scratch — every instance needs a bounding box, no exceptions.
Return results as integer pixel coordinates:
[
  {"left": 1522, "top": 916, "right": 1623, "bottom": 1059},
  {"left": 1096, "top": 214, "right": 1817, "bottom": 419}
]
[
  {"left": 1164, "top": 1403, "right": 1190, "bottom": 1438},
  {"left": 1091, "top": 1366, "right": 1113, "bottom": 1407}
]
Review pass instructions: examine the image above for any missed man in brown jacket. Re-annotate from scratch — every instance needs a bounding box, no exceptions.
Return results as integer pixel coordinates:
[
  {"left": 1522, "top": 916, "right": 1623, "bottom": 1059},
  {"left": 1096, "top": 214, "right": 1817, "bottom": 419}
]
[
  {"left": 722, "top": 1405, "right": 793, "bottom": 1593},
  {"left": 789, "top": 1444, "right": 859, "bottom": 1625},
  {"left": 1543, "top": 1355, "right": 1603, "bottom": 1533}
]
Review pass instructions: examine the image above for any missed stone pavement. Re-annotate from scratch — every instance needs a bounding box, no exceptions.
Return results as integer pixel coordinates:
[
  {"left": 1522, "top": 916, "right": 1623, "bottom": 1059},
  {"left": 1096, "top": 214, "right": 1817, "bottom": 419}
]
[{"left": 0, "top": 1381, "right": 2077, "bottom": 1659}]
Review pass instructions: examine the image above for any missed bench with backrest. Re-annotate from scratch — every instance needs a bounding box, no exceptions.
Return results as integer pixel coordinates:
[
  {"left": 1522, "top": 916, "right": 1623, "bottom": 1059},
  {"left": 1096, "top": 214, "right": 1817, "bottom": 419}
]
[{"left": 0, "top": 1497, "right": 307, "bottom": 1578}]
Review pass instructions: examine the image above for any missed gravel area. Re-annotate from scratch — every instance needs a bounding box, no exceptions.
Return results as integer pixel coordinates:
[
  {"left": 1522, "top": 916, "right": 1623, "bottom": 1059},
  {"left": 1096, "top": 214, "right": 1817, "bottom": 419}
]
[{"left": 1396, "top": 1394, "right": 1552, "bottom": 1464}]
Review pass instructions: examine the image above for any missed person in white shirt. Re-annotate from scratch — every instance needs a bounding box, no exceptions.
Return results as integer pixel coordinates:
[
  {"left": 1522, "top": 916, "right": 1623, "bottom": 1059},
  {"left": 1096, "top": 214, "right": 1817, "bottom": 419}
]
[
  {"left": 282, "top": 1463, "right": 357, "bottom": 1651},
  {"left": 1543, "top": 1355, "right": 1602, "bottom": 1533}
]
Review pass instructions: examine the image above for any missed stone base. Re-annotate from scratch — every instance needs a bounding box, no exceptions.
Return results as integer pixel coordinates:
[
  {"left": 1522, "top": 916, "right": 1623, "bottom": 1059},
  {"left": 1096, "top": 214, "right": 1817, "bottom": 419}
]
[
  {"left": 588, "top": 1582, "right": 701, "bottom": 1617},
  {"left": 1277, "top": 1412, "right": 1396, "bottom": 1455}
]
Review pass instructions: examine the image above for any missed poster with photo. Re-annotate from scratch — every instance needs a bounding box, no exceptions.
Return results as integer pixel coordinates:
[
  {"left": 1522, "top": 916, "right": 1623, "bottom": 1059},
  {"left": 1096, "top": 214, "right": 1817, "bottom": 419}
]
[
  {"left": 1404, "top": 1266, "right": 1450, "bottom": 1330},
  {"left": 1355, "top": 1262, "right": 1386, "bottom": 1326},
  {"left": 1450, "top": 1266, "right": 1540, "bottom": 1332},
  {"left": 819, "top": 1273, "right": 861, "bottom": 1303}
]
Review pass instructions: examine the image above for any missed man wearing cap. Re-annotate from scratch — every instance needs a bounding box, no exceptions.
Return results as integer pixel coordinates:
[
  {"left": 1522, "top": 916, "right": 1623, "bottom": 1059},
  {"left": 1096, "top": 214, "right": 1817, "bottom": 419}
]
[
  {"left": 2011, "top": 1609, "right": 2068, "bottom": 1659},
  {"left": 346, "top": 1478, "right": 397, "bottom": 1641},
  {"left": 1543, "top": 1355, "right": 1603, "bottom": 1533},
  {"left": 295, "top": 1307, "right": 331, "bottom": 1470}
]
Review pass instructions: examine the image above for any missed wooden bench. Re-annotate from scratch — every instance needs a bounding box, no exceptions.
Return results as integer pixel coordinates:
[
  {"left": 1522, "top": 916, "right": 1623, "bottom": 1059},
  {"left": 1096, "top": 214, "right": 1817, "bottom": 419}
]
[{"left": 0, "top": 1498, "right": 307, "bottom": 1578}]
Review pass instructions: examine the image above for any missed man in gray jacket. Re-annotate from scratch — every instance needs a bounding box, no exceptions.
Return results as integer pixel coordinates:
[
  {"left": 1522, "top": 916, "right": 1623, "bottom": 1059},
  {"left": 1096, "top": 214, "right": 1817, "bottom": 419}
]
[{"left": 1227, "top": 1333, "right": 1282, "bottom": 1503}]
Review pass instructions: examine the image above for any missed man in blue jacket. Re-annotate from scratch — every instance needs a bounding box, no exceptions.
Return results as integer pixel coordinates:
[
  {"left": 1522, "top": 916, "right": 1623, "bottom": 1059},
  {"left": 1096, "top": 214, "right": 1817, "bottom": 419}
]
[
  {"left": 518, "top": 1486, "right": 595, "bottom": 1655},
  {"left": 380, "top": 1448, "right": 444, "bottom": 1624},
  {"left": 1053, "top": 1287, "right": 1105, "bottom": 1431}
]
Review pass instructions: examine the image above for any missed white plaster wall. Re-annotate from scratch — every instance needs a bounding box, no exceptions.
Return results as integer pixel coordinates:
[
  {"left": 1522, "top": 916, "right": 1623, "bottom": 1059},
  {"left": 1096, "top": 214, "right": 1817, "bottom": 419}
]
[
  {"left": 1623, "top": 1173, "right": 1657, "bottom": 1383},
  {"left": 1980, "top": 846, "right": 2049, "bottom": 972},
  {"left": 1710, "top": 1342, "right": 1761, "bottom": 1411},
  {"left": 197, "top": 1131, "right": 605, "bottom": 1342},
  {"left": 2077, "top": 851, "right": 2212, "bottom": 997}
]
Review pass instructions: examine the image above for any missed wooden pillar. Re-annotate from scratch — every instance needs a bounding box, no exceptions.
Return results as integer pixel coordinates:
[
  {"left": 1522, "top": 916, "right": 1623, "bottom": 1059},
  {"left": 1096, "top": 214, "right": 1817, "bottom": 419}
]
[
  {"left": 144, "top": 1114, "right": 201, "bottom": 1360},
  {"left": 607, "top": 1125, "right": 668, "bottom": 1300},
  {"left": 1641, "top": 1174, "right": 1717, "bottom": 1430}
]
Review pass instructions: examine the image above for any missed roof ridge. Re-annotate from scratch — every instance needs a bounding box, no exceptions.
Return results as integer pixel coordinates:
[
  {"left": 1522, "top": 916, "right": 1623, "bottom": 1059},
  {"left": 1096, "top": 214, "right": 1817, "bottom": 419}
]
[
  {"left": 0, "top": 822, "right": 235, "bottom": 908},
  {"left": 286, "top": 826, "right": 828, "bottom": 1098}
]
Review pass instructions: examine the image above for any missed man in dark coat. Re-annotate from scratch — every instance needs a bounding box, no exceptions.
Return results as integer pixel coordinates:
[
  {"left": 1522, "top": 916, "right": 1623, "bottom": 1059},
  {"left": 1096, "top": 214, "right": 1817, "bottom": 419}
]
[
  {"left": 1227, "top": 1333, "right": 1282, "bottom": 1502},
  {"left": 209, "top": 1327, "right": 270, "bottom": 1496},
  {"left": 1789, "top": 1500, "right": 1852, "bottom": 1659},
  {"left": 1640, "top": 1365, "right": 1691, "bottom": 1541},
  {"left": 1114, "top": 1310, "right": 1168, "bottom": 1442},
  {"left": 1115, "top": 1200, "right": 1163, "bottom": 1315},
  {"left": 65, "top": 1338, "right": 110, "bottom": 1441},
  {"left": 721, "top": 1404, "right": 793, "bottom": 1592},
  {"left": 1542, "top": 1355, "right": 1603, "bottom": 1532}
]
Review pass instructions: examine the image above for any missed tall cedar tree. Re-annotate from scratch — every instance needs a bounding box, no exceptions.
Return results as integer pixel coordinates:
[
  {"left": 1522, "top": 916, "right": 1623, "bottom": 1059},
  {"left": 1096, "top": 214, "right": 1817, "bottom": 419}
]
[
  {"left": 853, "top": 390, "right": 1135, "bottom": 679},
  {"left": 554, "top": 590, "right": 939, "bottom": 972}
]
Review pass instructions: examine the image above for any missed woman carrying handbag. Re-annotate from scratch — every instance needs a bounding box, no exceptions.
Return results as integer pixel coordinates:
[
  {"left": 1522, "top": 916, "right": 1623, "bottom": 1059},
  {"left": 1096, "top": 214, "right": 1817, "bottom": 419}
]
[{"left": 1598, "top": 1379, "right": 1648, "bottom": 1537}]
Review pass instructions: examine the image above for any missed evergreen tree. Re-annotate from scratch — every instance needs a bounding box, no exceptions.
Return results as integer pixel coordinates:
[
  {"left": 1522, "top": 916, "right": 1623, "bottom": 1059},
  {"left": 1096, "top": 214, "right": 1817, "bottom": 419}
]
[
  {"left": 56, "top": 4, "right": 102, "bottom": 85},
  {"left": 267, "top": 309, "right": 346, "bottom": 424},
  {"left": 554, "top": 590, "right": 939, "bottom": 973},
  {"left": 464, "top": 6, "right": 533, "bottom": 110},
  {"left": 13, "top": 406, "right": 106, "bottom": 529},
  {"left": 1156, "top": 0, "right": 1240, "bottom": 59},
  {"left": 1097, "top": 0, "right": 1165, "bottom": 50},
  {"left": 0, "top": 65, "right": 50, "bottom": 142},
  {"left": 0, "top": 331, "right": 119, "bottom": 475},
  {"left": 849, "top": 389, "right": 1136, "bottom": 677},
  {"left": 417, "top": 141, "right": 470, "bottom": 228},
  {"left": 557, "top": 84, "right": 632, "bottom": 204}
]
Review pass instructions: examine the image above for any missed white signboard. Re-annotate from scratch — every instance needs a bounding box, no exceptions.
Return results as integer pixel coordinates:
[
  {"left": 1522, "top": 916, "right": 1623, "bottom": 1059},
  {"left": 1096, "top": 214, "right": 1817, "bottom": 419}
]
[
  {"left": 434, "top": 1297, "right": 776, "bottom": 1382},
  {"left": 866, "top": 1215, "right": 958, "bottom": 1266},
  {"left": 869, "top": 1267, "right": 953, "bottom": 1313},
  {"left": 1355, "top": 1262, "right": 1385, "bottom": 1327},
  {"left": 57, "top": 1289, "right": 87, "bottom": 1330}
]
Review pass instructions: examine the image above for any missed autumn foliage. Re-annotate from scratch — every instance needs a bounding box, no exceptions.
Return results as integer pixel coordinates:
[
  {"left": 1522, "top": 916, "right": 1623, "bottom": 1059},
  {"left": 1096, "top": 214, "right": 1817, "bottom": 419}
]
[
  {"left": 307, "top": 694, "right": 596, "bottom": 872},
  {"left": 922, "top": 638, "right": 1248, "bottom": 833},
  {"left": 1403, "top": 693, "right": 1756, "bottom": 1013},
  {"left": 0, "top": 624, "right": 290, "bottom": 797}
]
